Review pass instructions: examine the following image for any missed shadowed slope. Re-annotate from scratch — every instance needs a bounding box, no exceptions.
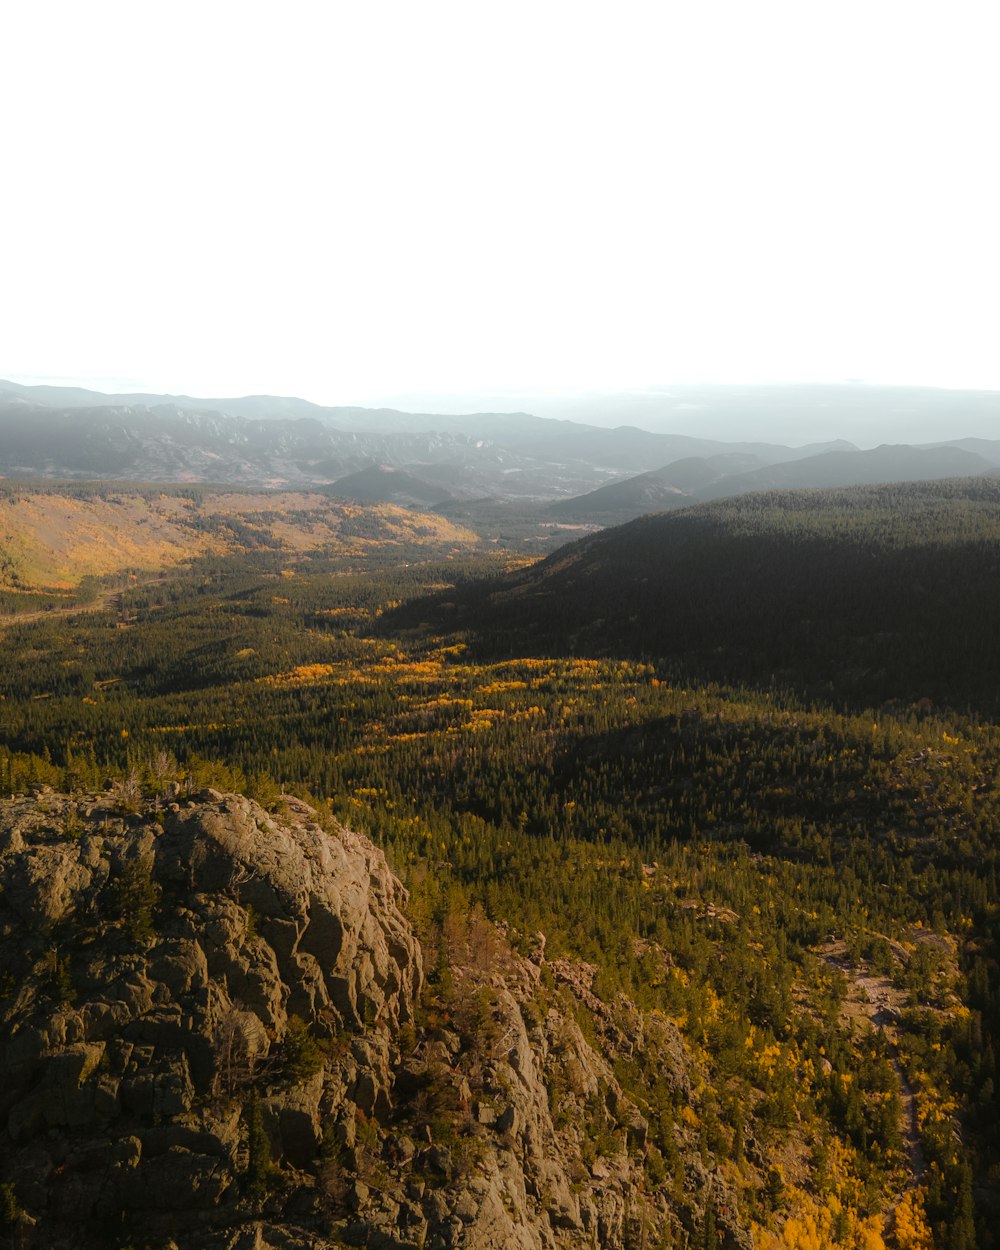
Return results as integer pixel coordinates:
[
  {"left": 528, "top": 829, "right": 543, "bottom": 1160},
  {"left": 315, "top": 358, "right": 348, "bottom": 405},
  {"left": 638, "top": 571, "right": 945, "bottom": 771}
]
[{"left": 391, "top": 477, "right": 1000, "bottom": 711}]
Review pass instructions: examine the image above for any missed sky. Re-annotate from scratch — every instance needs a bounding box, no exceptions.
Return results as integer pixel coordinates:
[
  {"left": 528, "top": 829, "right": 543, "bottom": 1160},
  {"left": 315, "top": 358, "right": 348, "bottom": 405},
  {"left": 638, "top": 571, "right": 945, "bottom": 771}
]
[{"left": 3, "top": 1, "right": 1000, "bottom": 431}]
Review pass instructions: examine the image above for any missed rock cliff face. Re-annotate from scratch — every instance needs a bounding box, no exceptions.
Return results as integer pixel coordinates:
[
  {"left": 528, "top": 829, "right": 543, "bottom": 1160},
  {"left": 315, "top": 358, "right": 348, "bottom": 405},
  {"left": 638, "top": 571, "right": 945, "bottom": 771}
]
[{"left": 0, "top": 789, "right": 750, "bottom": 1250}]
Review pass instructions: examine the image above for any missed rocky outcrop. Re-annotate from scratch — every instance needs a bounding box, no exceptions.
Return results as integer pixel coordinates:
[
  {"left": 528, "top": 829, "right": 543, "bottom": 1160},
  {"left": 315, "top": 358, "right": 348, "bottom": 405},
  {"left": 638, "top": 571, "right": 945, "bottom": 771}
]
[
  {"left": 0, "top": 788, "right": 751, "bottom": 1250},
  {"left": 0, "top": 788, "right": 421, "bottom": 1249}
]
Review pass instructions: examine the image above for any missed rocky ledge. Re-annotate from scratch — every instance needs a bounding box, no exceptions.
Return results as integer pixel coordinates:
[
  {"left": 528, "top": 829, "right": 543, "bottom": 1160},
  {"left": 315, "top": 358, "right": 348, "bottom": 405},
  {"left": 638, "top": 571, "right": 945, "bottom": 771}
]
[{"left": 0, "top": 788, "right": 750, "bottom": 1250}]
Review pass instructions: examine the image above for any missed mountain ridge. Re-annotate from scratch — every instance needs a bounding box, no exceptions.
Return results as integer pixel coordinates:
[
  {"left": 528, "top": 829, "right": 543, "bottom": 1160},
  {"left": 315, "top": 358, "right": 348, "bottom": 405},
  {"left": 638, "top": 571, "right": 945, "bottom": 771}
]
[
  {"left": 550, "top": 444, "right": 995, "bottom": 524},
  {"left": 0, "top": 380, "right": 933, "bottom": 502}
]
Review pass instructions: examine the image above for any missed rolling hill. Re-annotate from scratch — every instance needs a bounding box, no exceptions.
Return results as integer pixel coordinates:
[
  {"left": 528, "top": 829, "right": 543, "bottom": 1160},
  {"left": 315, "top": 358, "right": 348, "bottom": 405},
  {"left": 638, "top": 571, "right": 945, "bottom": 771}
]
[
  {"left": 694, "top": 443, "right": 994, "bottom": 500},
  {"left": 323, "top": 463, "right": 455, "bottom": 508},
  {"left": 547, "top": 453, "right": 766, "bottom": 522},
  {"left": 550, "top": 444, "right": 992, "bottom": 524},
  {"left": 0, "top": 483, "right": 480, "bottom": 591},
  {"left": 392, "top": 476, "right": 1000, "bottom": 712}
]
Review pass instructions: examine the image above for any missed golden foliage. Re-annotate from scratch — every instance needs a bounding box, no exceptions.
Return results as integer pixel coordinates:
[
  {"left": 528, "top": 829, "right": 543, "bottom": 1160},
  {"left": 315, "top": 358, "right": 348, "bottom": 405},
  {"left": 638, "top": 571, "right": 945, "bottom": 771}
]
[
  {"left": 755, "top": 1195, "right": 887, "bottom": 1250},
  {"left": 258, "top": 663, "right": 336, "bottom": 686},
  {"left": 892, "top": 1189, "right": 933, "bottom": 1250},
  {"left": 0, "top": 489, "right": 481, "bottom": 589}
]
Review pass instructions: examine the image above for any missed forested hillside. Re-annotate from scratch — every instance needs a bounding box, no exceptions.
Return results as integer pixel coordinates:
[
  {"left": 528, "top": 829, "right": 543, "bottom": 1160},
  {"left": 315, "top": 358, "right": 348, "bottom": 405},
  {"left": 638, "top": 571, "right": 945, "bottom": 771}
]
[
  {"left": 0, "top": 489, "right": 997, "bottom": 1247},
  {"left": 396, "top": 478, "right": 1000, "bottom": 714}
]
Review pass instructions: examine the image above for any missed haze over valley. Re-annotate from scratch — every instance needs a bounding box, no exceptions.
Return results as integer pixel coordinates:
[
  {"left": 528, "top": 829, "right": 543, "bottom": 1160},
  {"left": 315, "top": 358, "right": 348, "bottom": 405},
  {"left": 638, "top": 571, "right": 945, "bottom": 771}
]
[{"left": 4, "top": 378, "right": 1000, "bottom": 551}]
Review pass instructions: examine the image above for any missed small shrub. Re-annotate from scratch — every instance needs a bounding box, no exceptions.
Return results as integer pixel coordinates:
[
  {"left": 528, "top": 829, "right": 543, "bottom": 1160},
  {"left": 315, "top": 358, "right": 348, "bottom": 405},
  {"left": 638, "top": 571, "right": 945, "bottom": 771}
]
[
  {"left": 284, "top": 1016, "right": 324, "bottom": 1081},
  {"left": 0, "top": 1182, "right": 19, "bottom": 1225},
  {"left": 46, "top": 948, "right": 76, "bottom": 1004},
  {"left": 245, "top": 1096, "right": 280, "bottom": 1196},
  {"left": 112, "top": 855, "right": 161, "bottom": 945}
]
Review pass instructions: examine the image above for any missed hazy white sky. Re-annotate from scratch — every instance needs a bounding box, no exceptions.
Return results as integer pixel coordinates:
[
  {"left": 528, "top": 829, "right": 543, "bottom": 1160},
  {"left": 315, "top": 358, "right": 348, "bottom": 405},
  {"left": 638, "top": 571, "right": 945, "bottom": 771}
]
[{"left": 3, "top": 0, "right": 999, "bottom": 411}]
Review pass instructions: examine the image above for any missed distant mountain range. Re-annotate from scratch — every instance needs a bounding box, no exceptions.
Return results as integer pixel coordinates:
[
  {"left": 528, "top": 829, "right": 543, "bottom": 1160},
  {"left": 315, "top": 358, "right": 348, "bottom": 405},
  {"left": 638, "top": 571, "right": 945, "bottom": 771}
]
[
  {"left": 2, "top": 380, "right": 999, "bottom": 521},
  {"left": 548, "top": 444, "right": 998, "bottom": 524},
  {"left": 374, "top": 381, "right": 1000, "bottom": 445}
]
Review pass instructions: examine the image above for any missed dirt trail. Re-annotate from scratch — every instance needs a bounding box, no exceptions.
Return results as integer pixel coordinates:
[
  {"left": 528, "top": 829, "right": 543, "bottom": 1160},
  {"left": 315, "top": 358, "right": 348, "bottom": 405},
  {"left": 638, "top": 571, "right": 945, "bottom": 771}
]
[
  {"left": 818, "top": 941, "right": 927, "bottom": 1183},
  {"left": 0, "top": 578, "right": 163, "bottom": 630},
  {"left": 0, "top": 588, "right": 117, "bottom": 629},
  {"left": 1, "top": 597, "right": 101, "bottom": 628}
]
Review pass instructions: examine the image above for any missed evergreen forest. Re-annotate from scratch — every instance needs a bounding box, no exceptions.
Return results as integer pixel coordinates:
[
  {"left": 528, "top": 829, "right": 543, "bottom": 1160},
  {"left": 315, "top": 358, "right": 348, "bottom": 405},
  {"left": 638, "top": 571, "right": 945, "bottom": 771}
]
[{"left": 1, "top": 478, "right": 999, "bottom": 1250}]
